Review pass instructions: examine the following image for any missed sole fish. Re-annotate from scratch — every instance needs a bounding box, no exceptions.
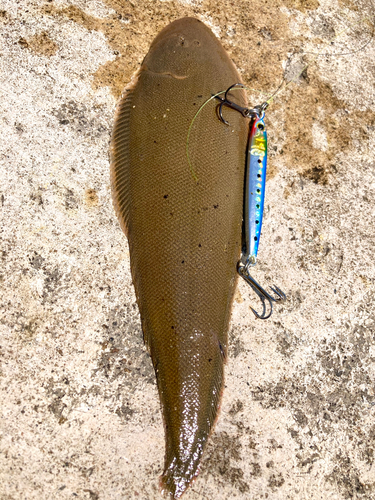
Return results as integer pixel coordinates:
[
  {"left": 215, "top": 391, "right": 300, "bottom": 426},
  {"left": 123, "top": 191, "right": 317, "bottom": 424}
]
[{"left": 111, "top": 17, "right": 248, "bottom": 498}]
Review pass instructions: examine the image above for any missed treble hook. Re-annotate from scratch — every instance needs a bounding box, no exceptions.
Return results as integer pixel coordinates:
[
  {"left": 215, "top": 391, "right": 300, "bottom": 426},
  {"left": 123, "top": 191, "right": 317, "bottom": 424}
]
[
  {"left": 215, "top": 83, "right": 268, "bottom": 125},
  {"left": 238, "top": 263, "right": 286, "bottom": 320}
]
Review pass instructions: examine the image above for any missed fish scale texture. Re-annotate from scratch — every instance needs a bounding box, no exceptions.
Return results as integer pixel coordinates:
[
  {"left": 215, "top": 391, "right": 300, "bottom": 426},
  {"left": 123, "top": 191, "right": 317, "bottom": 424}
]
[{"left": 111, "top": 18, "right": 248, "bottom": 498}]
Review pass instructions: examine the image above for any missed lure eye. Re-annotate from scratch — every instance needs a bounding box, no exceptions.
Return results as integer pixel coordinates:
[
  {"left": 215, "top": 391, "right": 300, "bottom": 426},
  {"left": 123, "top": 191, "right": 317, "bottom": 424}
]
[
  {"left": 257, "top": 174, "right": 261, "bottom": 178},
  {"left": 258, "top": 159, "right": 262, "bottom": 164},
  {"left": 257, "top": 123, "right": 264, "bottom": 130},
  {"left": 256, "top": 220, "right": 259, "bottom": 224},
  {"left": 256, "top": 204, "right": 260, "bottom": 209},
  {"left": 257, "top": 189, "right": 261, "bottom": 194},
  {"left": 254, "top": 236, "right": 258, "bottom": 241}
]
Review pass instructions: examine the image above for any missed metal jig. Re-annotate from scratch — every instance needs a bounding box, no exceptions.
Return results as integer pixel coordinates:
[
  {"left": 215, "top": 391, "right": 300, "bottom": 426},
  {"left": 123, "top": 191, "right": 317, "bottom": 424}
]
[{"left": 216, "top": 83, "right": 285, "bottom": 319}]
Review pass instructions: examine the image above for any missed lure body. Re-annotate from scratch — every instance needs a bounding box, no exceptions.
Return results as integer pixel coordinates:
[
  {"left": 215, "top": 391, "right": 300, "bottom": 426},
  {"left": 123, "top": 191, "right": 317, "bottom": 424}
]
[
  {"left": 242, "top": 115, "right": 268, "bottom": 266},
  {"left": 110, "top": 18, "right": 248, "bottom": 498},
  {"left": 236, "top": 109, "right": 284, "bottom": 320}
]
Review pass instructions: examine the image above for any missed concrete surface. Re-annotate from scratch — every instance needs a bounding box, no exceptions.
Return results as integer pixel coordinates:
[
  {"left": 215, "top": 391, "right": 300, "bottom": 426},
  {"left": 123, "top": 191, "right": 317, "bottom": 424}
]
[{"left": 1, "top": 0, "right": 375, "bottom": 498}]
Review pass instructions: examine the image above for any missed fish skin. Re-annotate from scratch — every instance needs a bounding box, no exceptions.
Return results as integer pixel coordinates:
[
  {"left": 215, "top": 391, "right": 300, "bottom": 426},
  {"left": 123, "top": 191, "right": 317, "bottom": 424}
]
[{"left": 111, "top": 17, "right": 248, "bottom": 498}]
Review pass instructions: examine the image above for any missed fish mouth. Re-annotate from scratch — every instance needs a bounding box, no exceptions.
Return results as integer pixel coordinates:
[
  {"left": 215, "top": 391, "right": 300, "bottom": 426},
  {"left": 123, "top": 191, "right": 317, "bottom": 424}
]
[{"left": 143, "top": 66, "right": 189, "bottom": 80}]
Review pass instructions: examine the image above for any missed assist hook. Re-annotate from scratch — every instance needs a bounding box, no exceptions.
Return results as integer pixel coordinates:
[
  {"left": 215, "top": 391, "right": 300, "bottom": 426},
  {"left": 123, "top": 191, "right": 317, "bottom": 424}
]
[{"left": 215, "top": 83, "right": 268, "bottom": 124}]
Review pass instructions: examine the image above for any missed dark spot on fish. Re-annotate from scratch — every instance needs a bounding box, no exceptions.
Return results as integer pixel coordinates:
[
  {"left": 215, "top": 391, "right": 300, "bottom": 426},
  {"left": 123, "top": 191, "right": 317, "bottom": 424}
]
[
  {"left": 171, "top": 326, "right": 174, "bottom": 330},
  {"left": 219, "top": 341, "right": 226, "bottom": 359},
  {"left": 181, "top": 260, "right": 185, "bottom": 264},
  {"left": 163, "top": 194, "right": 168, "bottom": 199},
  {"left": 198, "top": 243, "right": 202, "bottom": 248},
  {"left": 208, "top": 358, "right": 212, "bottom": 362},
  {"left": 213, "top": 204, "right": 219, "bottom": 209}
]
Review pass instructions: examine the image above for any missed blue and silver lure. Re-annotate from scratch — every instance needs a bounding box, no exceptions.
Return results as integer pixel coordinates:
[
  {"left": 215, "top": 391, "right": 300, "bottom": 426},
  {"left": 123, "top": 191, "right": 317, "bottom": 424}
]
[
  {"left": 243, "top": 112, "right": 267, "bottom": 266},
  {"left": 216, "top": 84, "right": 285, "bottom": 319}
]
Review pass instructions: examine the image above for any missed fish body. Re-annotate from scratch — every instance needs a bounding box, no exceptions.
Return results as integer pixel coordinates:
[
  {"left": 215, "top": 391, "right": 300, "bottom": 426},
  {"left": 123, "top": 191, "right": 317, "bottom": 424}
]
[{"left": 111, "top": 17, "right": 248, "bottom": 498}]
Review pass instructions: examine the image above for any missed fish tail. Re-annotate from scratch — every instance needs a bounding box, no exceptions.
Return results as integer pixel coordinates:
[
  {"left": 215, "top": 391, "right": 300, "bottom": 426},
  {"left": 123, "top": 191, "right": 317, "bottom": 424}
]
[{"left": 160, "top": 454, "right": 201, "bottom": 499}]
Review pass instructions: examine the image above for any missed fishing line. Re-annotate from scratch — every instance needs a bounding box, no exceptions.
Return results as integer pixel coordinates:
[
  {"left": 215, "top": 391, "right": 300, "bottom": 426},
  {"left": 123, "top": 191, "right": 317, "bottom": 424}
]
[
  {"left": 300, "top": 9, "right": 374, "bottom": 57},
  {"left": 267, "top": 13, "right": 374, "bottom": 105},
  {"left": 186, "top": 9, "right": 374, "bottom": 181}
]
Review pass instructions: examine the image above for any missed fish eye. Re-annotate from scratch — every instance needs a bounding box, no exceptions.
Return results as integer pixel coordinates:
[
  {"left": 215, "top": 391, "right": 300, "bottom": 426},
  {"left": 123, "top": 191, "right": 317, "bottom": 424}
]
[{"left": 257, "top": 123, "right": 264, "bottom": 130}]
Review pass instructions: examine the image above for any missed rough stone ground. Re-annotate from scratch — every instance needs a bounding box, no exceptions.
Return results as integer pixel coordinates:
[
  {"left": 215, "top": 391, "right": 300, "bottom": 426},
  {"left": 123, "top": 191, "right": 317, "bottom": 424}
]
[{"left": 0, "top": 0, "right": 374, "bottom": 499}]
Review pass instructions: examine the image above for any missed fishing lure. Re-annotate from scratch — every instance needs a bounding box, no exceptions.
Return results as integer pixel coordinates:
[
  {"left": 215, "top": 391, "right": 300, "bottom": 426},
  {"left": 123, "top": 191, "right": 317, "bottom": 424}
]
[
  {"left": 216, "top": 83, "right": 285, "bottom": 319},
  {"left": 185, "top": 14, "right": 373, "bottom": 320}
]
